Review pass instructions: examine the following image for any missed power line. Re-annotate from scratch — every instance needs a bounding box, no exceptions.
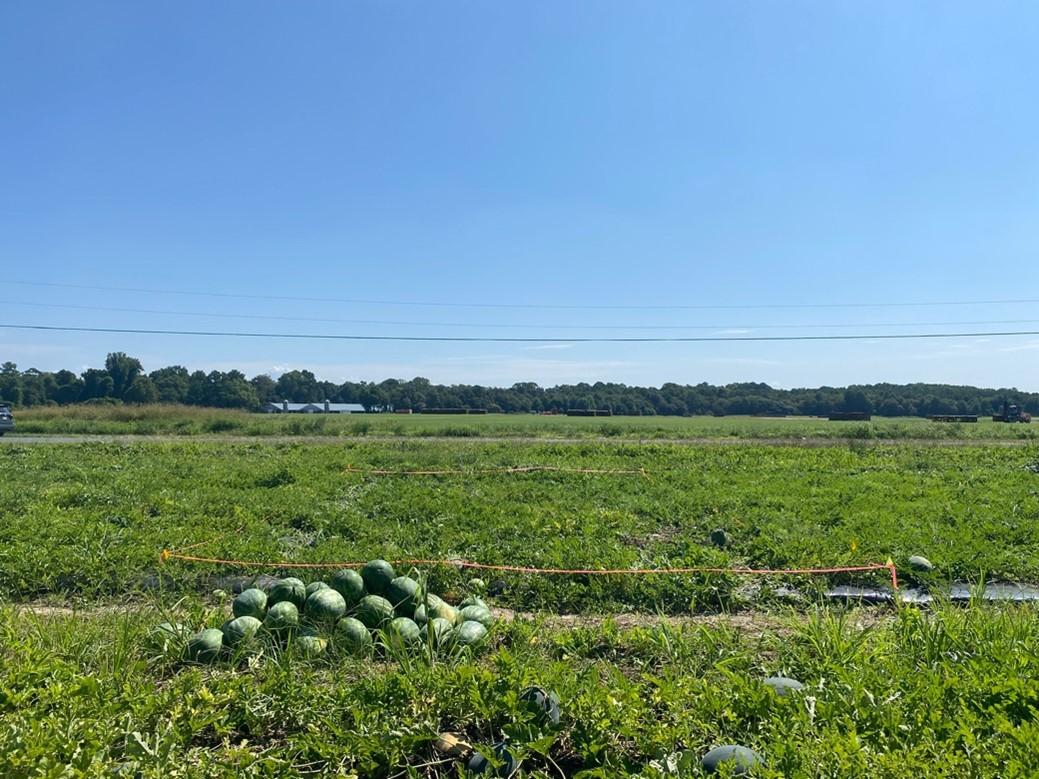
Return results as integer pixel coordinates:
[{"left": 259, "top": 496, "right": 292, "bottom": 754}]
[
  {"left": 5, "top": 299, "right": 1039, "bottom": 332},
  {"left": 2, "top": 322, "right": 1037, "bottom": 343},
  {"left": 11, "top": 280, "right": 1039, "bottom": 311}
]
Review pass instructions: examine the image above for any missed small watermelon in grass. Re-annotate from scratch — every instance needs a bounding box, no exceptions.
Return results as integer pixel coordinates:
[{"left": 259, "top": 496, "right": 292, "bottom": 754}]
[
  {"left": 268, "top": 578, "right": 307, "bottom": 610},
  {"left": 361, "top": 560, "right": 395, "bottom": 595},
  {"left": 428, "top": 600, "right": 459, "bottom": 625},
  {"left": 184, "top": 628, "right": 224, "bottom": 664},
  {"left": 453, "top": 620, "right": 488, "bottom": 647},
  {"left": 232, "top": 588, "right": 268, "bottom": 620},
  {"left": 334, "top": 617, "right": 372, "bottom": 654},
  {"left": 305, "top": 588, "right": 347, "bottom": 624},
  {"left": 222, "top": 616, "right": 262, "bottom": 648},
  {"left": 386, "top": 576, "right": 421, "bottom": 617},
  {"left": 701, "top": 745, "right": 762, "bottom": 775},
  {"left": 459, "top": 604, "right": 493, "bottom": 627},
  {"left": 384, "top": 617, "right": 422, "bottom": 651},
  {"left": 427, "top": 617, "right": 454, "bottom": 647},
  {"left": 355, "top": 595, "right": 395, "bottom": 629},
  {"left": 263, "top": 600, "right": 300, "bottom": 637},
  {"left": 295, "top": 634, "right": 328, "bottom": 659},
  {"left": 331, "top": 569, "right": 365, "bottom": 606},
  {"left": 305, "top": 581, "right": 330, "bottom": 597}
]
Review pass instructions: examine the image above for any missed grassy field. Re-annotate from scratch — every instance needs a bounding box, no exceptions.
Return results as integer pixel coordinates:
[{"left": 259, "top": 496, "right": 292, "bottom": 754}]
[
  {"left": 3, "top": 437, "right": 1039, "bottom": 776},
  {"left": 11, "top": 404, "right": 1039, "bottom": 440}
]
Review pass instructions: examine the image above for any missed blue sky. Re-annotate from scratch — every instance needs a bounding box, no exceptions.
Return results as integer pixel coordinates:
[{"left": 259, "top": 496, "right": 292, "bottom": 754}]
[{"left": 2, "top": 2, "right": 1038, "bottom": 389}]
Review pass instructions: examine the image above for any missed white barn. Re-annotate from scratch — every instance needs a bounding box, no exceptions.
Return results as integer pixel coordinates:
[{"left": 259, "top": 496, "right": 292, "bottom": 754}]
[{"left": 263, "top": 400, "right": 366, "bottom": 414}]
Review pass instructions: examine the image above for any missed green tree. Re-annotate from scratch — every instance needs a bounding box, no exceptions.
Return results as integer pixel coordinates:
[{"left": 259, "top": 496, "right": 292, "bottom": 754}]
[{"left": 105, "top": 352, "right": 143, "bottom": 399}]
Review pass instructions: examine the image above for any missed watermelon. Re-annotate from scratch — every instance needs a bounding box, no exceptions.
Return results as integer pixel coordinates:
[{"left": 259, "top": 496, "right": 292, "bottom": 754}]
[
  {"left": 427, "top": 617, "right": 454, "bottom": 647},
  {"left": 908, "top": 555, "right": 934, "bottom": 572},
  {"left": 305, "top": 581, "right": 330, "bottom": 597},
  {"left": 428, "top": 600, "right": 459, "bottom": 625},
  {"left": 184, "top": 628, "right": 224, "bottom": 664},
  {"left": 263, "top": 600, "right": 300, "bottom": 636},
  {"left": 222, "top": 615, "right": 262, "bottom": 648},
  {"left": 268, "top": 578, "right": 307, "bottom": 610},
  {"left": 453, "top": 620, "right": 488, "bottom": 647},
  {"left": 468, "top": 577, "right": 486, "bottom": 592},
  {"left": 335, "top": 617, "right": 372, "bottom": 653},
  {"left": 361, "top": 559, "right": 395, "bottom": 595},
  {"left": 331, "top": 568, "right": 365, "bottom": 606},
  {"left": 295, "top": 634, "right": 328, "bottom": 659},
  {"left": 355, "top": 595, "right": 395, "bottom": 629},
  {"left": 386, "top": 576, "right": 421, "bottom": 616},
  {"left": 701, "top": 745, "right": 762, "bottom": 775},
  {"left": 459, "top": 604, "right": 493, "bottom": 627},
  {"left": 467, "top": 741, "right": 520, "bottom": 777},
  {"left": 459, "top": 595, "right": 487, "bottom": 610},
  {"left": 305, "top": 588, "right": 348, "bottom": 624},
  {"left": 413, "top": 604, "right": 428, "bottom": 625},
  {"left": 519, "top": 686, "right": 561, "bottom": 726},
  {"left": 709, "top": 528, "right": 730, "bottom": 548},
  {"left": 384, "top": 617, "right": 422, "bottom": 651},
  {"left": 232, "top": 588, "right": 268, "bottom": 620},
  {"left": 763, "top": 676, "right": 803, "bottom": 697}
]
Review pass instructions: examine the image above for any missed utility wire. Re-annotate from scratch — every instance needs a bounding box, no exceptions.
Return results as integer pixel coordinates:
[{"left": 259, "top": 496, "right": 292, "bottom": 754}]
[
  {"left": 11, "top": 280, "right": 1039, "bottom": 311},
  {"left": 2, "top": 323, "right": 1037, "bottom": 343},
  {"left": 5, "top": 299, "right": 1039, "bottom": 332}
]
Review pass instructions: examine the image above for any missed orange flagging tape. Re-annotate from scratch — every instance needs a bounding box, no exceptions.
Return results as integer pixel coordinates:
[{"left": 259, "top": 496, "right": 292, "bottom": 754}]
[
  {"left": 159, "top": 551, "right": 899, "bottom": 591},
  {"left": 344, "top": 465, "right": 648, "bottom": 477}
]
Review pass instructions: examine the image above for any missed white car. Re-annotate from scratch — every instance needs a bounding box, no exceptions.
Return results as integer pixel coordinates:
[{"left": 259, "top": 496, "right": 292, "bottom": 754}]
[{"left": 0, "top": 404, "right": 13, "bottom": 436}]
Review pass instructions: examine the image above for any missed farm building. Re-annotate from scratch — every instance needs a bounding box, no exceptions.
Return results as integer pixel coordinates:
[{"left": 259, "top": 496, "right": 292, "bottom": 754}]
[{"left": 262, "top": 400, "right": 367, "bottom": 414}]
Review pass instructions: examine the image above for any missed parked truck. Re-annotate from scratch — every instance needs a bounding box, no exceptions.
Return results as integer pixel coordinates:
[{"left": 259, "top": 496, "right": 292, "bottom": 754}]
[{"left": 992, "top": 400, "right": 1032, "bottom": 423}]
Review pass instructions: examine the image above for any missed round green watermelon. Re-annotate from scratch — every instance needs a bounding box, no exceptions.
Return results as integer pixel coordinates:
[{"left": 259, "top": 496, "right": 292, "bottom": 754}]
[
  {"left": 262, "top": 600, "right": 300, "bottom": 636},
  {"left": 355, "top": 594, "right": 395, "bottom": 629},
  {"left": 459, "top": 604, "right": 493, "bottom": 627},
  {"left": 149, "top": 622, "right": 189, "bottom": 653},
  {"left": 305, "top": 581, "right": 330, "bottom": 597},
  {"left": 305, "top": 587, "right": 347, "bottom": 624},
  {"left": 232, "top": 588, "right": 268, "bottom": 620},
  {"left": 361, "top": 559, "right": 395, "bottom": 595},
  {"left": 413, "top": 604, "right": 428, "bottom": 625},
  {"left": 458, "top": 595, "right": 487, "bottom": 610},
  {"left": 701, "top": 745, "right": 761, "bottom": 775},
  {"left": 222, "top": 615, "right": 262, "bottom": 648},
  {"left": 331, "top": 568, "right": 365, "bottom": 606},
  {"left": 335, "top": 617, "right": 372, "bottom": 653},
  {"left": 467, "top": 577, "right": 486, "bottom": 592},
  {"left": 384, "top": 617, "right": 421, "bottom": 651},
  {"left": 295, "top": 634, "right": 328, "bottom": 659},
  {"left": 184, "top": 628, "right": 224, "bottom": 664},
  {"left": 427, "top": 617, "right": 454, "bottom": 647},
  {"left": 453, "top": 620, "right": 488, "bottom": 647},
  {"left": 268, "top": 578, "right": 307, "bottom": 610},
  {"left": 386, "top": 576, "right": 421, "bottom": 616},
  {"left": 428, "top": 600, "right": 459, "bottom": 625}
]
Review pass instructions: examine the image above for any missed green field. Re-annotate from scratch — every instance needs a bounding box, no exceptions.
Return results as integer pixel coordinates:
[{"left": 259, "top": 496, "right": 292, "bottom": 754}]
[
  {"left": 11, "top": 404, "right": 1039, "bottom": 440},
  {"left": 3, "top": 438, "right": 1039, "bottom": 777}
]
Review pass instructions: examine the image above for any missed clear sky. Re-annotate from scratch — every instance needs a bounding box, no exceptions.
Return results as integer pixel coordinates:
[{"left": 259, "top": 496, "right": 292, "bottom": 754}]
[{"left": 2, "top": 2, "right": 1038, "bottom": 389}]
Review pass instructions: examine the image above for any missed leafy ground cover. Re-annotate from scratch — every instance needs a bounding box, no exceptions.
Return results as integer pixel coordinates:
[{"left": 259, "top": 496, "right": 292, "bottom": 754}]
[
  {"left": 2, "top": 441, "right": 1037, "bottom": 608},
  {"left": 11, "top": 404, "right": 1039, "bottom": 440},
  {"left": 2, "top": 602, "right": 1038, "bottom": 777},
  {"left": 4, "top": 439, "right": 1039, "bottom": 776}
]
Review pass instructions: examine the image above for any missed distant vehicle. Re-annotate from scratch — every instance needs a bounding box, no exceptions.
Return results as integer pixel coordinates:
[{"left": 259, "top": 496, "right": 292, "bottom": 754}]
[
  {"left": 992, "top": 400, "right": 1031, "bottom": 423},
  {"left": 0, "top": 404, "right": 13, "bottom": 436}
]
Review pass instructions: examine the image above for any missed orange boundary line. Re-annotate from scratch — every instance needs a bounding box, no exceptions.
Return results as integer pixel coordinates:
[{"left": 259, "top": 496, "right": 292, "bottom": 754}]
[
  {"left": 344, "top": 465, "right": 648, "bottom": 477},
  {"left": 160, "top": 551, "right": 899, "bottom": 590}
]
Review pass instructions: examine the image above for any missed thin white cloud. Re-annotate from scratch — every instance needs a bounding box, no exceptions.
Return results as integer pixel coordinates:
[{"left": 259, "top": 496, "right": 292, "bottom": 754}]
[{"left": 522, "top": 343, "right": 575, "bottom": 351}]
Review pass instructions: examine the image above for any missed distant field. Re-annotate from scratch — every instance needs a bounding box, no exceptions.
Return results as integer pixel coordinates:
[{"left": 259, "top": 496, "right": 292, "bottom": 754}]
[
  {"left": 3, "top": 439, "right": 1038, "bottom": 607},
  {"left": 11, "top": 404, "right": 1039, "bottom": 440}
]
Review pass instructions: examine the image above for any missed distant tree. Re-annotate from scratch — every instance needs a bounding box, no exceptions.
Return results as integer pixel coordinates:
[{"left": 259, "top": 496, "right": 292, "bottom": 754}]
[
  {"left": 123, "top": 376, "right": 159, "bottom": 404},
  {"left": 81, "top": 369, "right": 115, "bottom": 401},
  {"left": 150, "top": 366, "right": 190, "bottom": 404},
  {"left": 250, "top": 374, "right": 278, "bottom": 404},
  {"left": 841, "top": 388, "right": 873, "bottom": 414},
  {"left": 105, "top": 352, "right": 143, "bottom": 399},
  {"left": 275, "top": 370, "right": 320, "bottom": 402}
]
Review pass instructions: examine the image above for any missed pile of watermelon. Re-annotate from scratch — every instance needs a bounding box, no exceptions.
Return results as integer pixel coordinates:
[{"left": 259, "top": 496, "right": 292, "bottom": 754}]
[{"left": 162, "top": 560, "right": 495, "bottom": 664}]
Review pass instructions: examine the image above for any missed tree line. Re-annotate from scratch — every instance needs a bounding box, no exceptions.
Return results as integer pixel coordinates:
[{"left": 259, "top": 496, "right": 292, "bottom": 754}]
[{"left": 1, "top": 352, "right": 1037, "bottom": 417}]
